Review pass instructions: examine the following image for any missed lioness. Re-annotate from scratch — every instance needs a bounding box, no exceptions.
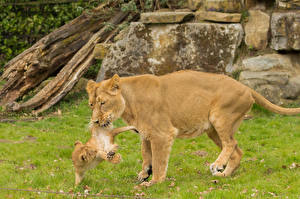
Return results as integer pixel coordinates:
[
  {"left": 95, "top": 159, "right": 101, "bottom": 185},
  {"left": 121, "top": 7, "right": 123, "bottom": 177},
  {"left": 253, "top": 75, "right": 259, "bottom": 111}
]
[
  {"left": 87, "top": 70, "right": 300, "bottom": 186},
  {"left": 72, "top": 125, "right": 137, "bottom": 185}
]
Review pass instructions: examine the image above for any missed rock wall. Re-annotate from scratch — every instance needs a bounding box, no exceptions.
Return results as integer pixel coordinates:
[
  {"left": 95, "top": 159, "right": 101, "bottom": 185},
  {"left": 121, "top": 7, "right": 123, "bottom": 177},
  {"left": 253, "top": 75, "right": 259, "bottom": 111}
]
[{"left": 95, "top": 1, "right": 300, "bottom": 105}]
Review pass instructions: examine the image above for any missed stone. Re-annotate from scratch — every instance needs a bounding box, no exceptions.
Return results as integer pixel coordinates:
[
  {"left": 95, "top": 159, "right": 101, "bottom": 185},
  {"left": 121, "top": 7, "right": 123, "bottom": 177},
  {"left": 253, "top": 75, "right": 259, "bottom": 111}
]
[
  {"left": 96, "top": 22, "right": 243, "bottom": 81},
  {"left": 93, "top": 43, "right": 112, "bottom": 59},
  {"left": 140, "top": 12, "right": 194, "bottom": 24},
  {"left": 205, "top": 0, "right": 241, "bottom": 13},
  {"left": 282, "top": 75, "right": 300, "bottom": 99},
  {"left": 244, "top": 0, "right": 256, "bottom": 9},
  {"left": 256, "top": 85, "right": 281, "bottom": 104},
  {"left": 245, "top": 10, "right": 270, "bottom": 50},
  {"left": 276, "top": 0, "right": 300, "bottom": 9},
  {"left": 271, "top": 12, "right": 300, "bottom": 51},
  {"left": 239, "top": 71, "right": 289, "bottom": 85},
  {"left": 239, "top": 53, "right": 300, "bottom": 104},
  {"left": 242, "top": 54, "right": 294, "bottom": 72},
  {"left": 244, "top": 0, "right": 266, "bottom": 9},
  {"left": 195, "top": 11, "right": 241, "bottom": 23},
  {"left": 188, "top": 0, "right": 204, "bottom": 10}
]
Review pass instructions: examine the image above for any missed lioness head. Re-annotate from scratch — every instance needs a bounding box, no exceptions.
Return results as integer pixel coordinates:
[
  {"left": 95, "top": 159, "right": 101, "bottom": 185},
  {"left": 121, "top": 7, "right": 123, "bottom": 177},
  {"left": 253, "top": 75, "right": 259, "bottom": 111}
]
[{"left": 87, "top": 74, "right": 125, "bottom": 127}]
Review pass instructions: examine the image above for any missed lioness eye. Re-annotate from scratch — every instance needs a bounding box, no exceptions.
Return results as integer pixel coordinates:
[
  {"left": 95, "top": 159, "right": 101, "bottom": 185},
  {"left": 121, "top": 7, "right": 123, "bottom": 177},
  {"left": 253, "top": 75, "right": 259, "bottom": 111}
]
[{"left": 89, "top": 103, "right": 93, "bottom": 107}]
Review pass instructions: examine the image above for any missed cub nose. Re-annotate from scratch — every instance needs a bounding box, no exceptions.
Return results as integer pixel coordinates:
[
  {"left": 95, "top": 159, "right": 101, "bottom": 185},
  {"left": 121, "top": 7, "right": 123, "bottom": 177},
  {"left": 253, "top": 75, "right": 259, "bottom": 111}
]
[{"left": 93, "top": 119, "right": 99, "bottom": 124}]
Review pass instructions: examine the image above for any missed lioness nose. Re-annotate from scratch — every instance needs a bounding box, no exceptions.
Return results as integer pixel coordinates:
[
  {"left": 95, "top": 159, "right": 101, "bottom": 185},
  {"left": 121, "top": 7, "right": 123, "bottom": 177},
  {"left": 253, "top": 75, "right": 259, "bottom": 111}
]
[{"left": 93, "top": 119, "right": 99, "bottom": 124}]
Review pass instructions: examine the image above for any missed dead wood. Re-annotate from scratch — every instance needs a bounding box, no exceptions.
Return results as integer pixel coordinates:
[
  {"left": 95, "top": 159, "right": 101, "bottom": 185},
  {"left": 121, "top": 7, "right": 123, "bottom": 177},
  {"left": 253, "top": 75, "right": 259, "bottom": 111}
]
[
  {"left": 5, "top": 11, "right": 129, "bottom": 114},
  {"left": 0, "top": 1, "right": 115, "bottom": 106}
]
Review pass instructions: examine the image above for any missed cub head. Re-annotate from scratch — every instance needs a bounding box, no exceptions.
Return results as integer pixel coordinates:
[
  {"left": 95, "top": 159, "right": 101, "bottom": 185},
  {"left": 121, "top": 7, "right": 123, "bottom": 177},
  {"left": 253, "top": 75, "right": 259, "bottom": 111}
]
[
  {"left": 72, "top": 140, "right": 122, "bottom": 185},
  {"left": 72, "top": 141, "right": 98, "bottom": 185},
  {"left": 72, "top": 141, "right": 98, "bottom": 171},
  {"left": 87, "top": 74, "right": 125, "bottom": 127}
]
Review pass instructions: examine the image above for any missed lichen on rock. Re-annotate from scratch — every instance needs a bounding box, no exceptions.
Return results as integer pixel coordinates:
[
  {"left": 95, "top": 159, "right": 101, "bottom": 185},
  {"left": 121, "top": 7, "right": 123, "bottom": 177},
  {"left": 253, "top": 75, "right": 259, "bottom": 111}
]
[{"left": 96, "top": 22, "right": 243, "bottom": 81}]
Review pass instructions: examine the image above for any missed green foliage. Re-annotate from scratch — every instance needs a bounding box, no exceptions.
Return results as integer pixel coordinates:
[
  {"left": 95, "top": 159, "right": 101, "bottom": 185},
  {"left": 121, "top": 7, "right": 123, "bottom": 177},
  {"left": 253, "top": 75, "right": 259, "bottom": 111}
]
[
  {"left": 84, "top": 59, "right": 102, "bottom": 79},
  {"left": 0, "top": 1, "right": 101, "bottom": 75},
  {"left": 231, "top": 69, "right": 242, "bottom": 80},
  {"left": 121, "top": 0, "right": 137, "bottom": 12},
  {"left": 240, "top": 10, "right": 249, "bottom": 24}
]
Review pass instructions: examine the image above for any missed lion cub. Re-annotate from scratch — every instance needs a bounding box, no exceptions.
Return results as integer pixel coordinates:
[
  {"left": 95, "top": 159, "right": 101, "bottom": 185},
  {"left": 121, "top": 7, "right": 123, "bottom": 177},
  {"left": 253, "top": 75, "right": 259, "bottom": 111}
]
[{"left": 72, "top": 125, "right": 137, "bottom": 185}]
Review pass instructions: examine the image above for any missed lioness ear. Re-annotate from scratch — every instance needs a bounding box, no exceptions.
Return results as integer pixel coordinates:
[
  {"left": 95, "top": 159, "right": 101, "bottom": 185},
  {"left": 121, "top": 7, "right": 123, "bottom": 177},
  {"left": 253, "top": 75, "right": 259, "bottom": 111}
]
[
  {"left": 86, "top": 80, "right": 96, "bottom": 94},
  {"left": 107, "top": 74, "right": 120, "bottom": 95},
  {"left": 74, "top": 141, "right": 82, "bottom": 146}
]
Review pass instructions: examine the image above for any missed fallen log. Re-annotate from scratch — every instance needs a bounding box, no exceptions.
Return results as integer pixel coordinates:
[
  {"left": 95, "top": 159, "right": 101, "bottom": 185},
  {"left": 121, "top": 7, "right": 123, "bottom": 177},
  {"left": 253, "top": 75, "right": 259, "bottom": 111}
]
[
  {"left": 6, "top": 11, "right": 130, "bottom": 114},
  {"left": 0, "top": 1, "right": 115, "bottom": 106}
]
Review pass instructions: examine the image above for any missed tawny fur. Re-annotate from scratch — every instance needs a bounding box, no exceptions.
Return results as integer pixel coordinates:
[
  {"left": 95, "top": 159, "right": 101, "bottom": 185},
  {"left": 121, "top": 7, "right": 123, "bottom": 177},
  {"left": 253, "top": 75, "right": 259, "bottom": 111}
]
[
  {"left": 72, "top": 125, "right": 136, "bottom": 185},
  {"left": 87, "top": 70, "right": 300, "bottom": 186}
]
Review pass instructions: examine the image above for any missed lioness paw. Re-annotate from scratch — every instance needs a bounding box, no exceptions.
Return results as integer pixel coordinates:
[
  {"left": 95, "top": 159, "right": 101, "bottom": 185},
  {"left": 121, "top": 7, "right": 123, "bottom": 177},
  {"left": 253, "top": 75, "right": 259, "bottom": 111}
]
[
  {"left": 212, "top": 171, "right": 226, "bottom": 177},
  {"left": 210, "top": 163, "right": 225, "bottom": 175},
  {"left": 138, "top": 171, "right": 149, "bottom": 182},
  {"left": 140, "top": 180, "right": 155, "bottom": 187}
]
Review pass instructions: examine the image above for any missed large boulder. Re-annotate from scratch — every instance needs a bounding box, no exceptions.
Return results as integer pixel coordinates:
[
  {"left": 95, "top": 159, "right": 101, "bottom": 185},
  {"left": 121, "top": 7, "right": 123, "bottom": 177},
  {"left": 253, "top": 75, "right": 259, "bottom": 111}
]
[
  {"left": 241, "top": 54, "right": 295, "bottom": 72},
  {"left": 96, "top": 22, "right": 243, "bottom": 81},
  {"left": 271, "top": 12, "right": 300, "bottom": 51},
  {"left": 239, "top": 54, "right": 300, "bottom": 104},
  {"left": 244, "top": 10, "right": 270, "bottom": 50}
]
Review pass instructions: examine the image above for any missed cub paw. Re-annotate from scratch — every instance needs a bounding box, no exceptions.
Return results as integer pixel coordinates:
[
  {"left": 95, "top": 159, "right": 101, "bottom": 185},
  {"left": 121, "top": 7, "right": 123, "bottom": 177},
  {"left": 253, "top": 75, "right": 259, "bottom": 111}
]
[{"left": 107, "top": 151, "right": 115, "bottom": 160}]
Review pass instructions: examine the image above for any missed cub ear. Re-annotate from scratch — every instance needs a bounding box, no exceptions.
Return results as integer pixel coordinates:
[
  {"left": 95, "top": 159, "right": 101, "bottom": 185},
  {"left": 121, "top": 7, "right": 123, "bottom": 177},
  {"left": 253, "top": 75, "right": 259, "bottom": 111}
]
[
  {"left": 74, "top": 141, "right": 82, "bottom": 146},
  {"left": 86, "top": 80, "right": 96, "bottom": 94},
  {"left": 107, "top": 74, "right": 120, "bottom": 96}
]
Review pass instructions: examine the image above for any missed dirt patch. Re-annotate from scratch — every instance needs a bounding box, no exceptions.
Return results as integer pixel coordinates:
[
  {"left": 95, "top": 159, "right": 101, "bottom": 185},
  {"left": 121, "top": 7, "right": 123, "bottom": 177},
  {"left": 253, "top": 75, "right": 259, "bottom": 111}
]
[
  {"left": 0, "top": 135, "right": 37, "bottom": 144},
  {"left": 192, "top": 150, "right": 208, "bottom": 157}
]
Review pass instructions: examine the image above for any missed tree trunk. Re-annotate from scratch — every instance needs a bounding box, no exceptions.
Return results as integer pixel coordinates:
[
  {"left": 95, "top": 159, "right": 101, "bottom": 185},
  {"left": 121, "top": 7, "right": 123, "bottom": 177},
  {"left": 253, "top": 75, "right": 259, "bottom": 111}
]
[
  {"left": 5, "top": 11, "right": 130, "bottom": 114},
  {"left": 0, "top": 1, "right": 115, "bottom": 106}
]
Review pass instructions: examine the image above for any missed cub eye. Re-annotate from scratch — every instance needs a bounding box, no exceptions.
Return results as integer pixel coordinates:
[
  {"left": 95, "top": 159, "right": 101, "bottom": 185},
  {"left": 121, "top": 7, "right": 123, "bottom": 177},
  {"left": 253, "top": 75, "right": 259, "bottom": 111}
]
[
  {"left": 100, "top": 101, "right": 105, "bottom": 105},
  {"left": 89, "top": 103, "right": 93, "bottom": 107}
]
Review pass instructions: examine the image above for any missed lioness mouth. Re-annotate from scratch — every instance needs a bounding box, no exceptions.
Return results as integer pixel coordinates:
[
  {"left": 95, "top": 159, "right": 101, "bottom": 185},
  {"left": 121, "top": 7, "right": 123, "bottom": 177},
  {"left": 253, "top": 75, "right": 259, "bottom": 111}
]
[{"left": 101, "top": 121, "right": 111, "bottom": 128}]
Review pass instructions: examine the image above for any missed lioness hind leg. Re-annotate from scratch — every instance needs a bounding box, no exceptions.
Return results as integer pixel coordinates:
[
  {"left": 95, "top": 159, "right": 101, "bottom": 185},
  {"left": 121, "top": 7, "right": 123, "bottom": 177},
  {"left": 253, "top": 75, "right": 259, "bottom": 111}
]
[
  {"left": 222, "top": 146, "right": 243, "bottom": 176},
  {"left": 138, "top": 139, "right": 152, "bottom": 182},
  {"left": 209, "top": 112, "right": 245, "bottom": 175},
  {"left": 207, "top": 129, "right": 243, "bottom": 176}
]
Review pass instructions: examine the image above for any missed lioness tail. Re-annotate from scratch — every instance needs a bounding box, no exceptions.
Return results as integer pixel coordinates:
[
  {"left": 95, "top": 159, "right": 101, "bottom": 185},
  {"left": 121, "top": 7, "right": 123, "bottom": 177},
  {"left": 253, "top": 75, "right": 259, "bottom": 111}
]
[{"left": 251, "top": 90, "right": 300, "bottom": 115}]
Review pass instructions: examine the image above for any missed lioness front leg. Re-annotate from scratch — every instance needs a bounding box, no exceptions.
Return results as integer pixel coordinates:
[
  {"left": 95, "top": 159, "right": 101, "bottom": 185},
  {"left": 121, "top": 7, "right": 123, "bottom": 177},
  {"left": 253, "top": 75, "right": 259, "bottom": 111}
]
[
  {"left": 141, "top": 135, "right": 174, "bottom": 186},
  {"left": 138, "top": 139, "right": 152, "bottom": 182}
]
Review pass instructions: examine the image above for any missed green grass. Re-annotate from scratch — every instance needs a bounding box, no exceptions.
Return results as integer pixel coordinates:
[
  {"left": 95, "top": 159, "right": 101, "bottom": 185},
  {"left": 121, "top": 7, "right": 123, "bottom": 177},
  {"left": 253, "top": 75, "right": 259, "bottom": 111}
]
[{"left": 0, "top": 94, "right": 299, "bottom": 198}]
